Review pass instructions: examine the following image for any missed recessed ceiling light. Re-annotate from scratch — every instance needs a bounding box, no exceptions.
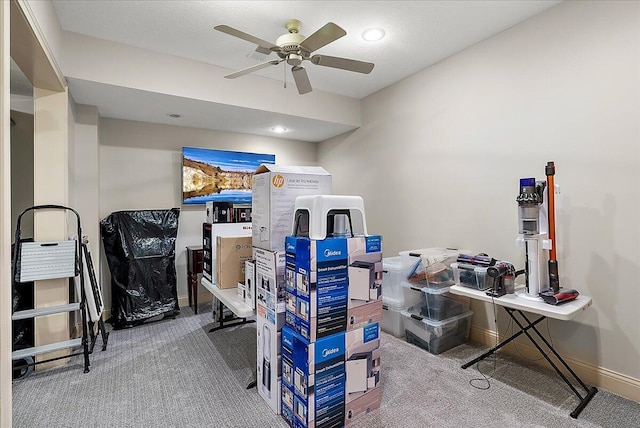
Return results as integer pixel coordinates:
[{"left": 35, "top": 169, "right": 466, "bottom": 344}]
[
  {"left": 168, "top": 113, "right": 181, "bottom": 118},
  {"left": 362, "top": 28, "right": 385, "bottom": 42},
  {"left": 271, "top": 126, "right": 287, "bottom": 133}
]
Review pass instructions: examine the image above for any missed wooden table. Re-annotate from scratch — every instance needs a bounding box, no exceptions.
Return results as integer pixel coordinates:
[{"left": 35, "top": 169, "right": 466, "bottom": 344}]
[{"left": 186, "top": 246, "right": 203, "bottom": 314}]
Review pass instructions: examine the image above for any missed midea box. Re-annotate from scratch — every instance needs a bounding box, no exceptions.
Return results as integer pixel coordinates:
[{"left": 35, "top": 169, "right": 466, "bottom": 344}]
[
  {"left": 281, "top": 323, "right": 381, "bottom": 428},
  {"left": 285, "top": 235, "right": 383, "bottom": 342}
]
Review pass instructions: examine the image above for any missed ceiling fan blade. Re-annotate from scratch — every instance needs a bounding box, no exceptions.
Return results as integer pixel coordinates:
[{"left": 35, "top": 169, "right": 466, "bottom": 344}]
[
  {"left": 225, "top": 60, "right": 282, "bottom": 79},
  {"left": 292, "top": 66, "right": 312, "bottom": 95},
  {"left": 310, "top": 54, "right": 375, "bottom": 74},
  {"left": 299, "top": 22, "right": 346, "bottom": 54},
  {"left": 214, "top": 25, "right": 279, "bottom": 51}
]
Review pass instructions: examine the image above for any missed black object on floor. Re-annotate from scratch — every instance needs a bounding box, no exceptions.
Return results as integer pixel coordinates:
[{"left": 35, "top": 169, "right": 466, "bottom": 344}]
[{"left": 100, "top": 209, "right": 181, "bottom": 329}]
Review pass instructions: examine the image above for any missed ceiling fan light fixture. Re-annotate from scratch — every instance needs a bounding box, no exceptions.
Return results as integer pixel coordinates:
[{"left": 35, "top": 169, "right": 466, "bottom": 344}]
[
  {"left": 362, "top": 28, "right": 385, "bottom": 42},
  {"left": 271, "top": 126, "right": 288, "bottom": 133}
]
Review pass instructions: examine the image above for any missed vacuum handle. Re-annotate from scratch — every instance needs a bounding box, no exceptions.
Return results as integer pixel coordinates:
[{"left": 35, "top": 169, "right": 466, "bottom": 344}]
[{"left": 548, "top": 260, "right": 560, "bottom": 293}]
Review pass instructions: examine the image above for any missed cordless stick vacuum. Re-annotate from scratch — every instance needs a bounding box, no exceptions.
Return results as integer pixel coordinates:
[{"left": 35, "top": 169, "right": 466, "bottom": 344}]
[{"left": 538, "top": 161, "right": 579, "bottom": 305}]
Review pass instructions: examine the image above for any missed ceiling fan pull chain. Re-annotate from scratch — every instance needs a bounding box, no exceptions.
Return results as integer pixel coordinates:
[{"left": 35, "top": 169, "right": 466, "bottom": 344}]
[{"left": 283, "top": 61, "right": 287, "bottom": 88}]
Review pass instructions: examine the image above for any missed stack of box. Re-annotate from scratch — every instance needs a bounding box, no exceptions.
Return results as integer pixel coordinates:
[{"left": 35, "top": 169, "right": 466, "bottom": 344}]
[
  {"left": 202, "top": 221, "right": 252, "bottom": 323},
  {"left": 397, "top": 248, "right": 473, "bottom": 355},
  {"left": 282, "top": 233, "right": 383, "bottom": 427},
  {"left": 252, "top": 164, "right": 332, "bottom": 414},
  {"left": 202, "top": 220, "right": 252, "bottom": 285},
  {"left": 380, "top": 255, "right": 420, "bottom": 337}
]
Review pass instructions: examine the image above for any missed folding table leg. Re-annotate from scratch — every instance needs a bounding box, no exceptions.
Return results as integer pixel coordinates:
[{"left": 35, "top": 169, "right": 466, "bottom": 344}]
[
  {"left": 509, "top": 309, "right": 597, "bottom": 418},
  {"left": 461, "top": 314, "right": 546, "bottom": 369}
]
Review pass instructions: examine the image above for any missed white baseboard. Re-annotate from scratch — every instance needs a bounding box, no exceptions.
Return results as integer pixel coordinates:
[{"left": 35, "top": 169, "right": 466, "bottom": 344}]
[{"left": 470, "top": 325, "right": 640, "bottom": 403}]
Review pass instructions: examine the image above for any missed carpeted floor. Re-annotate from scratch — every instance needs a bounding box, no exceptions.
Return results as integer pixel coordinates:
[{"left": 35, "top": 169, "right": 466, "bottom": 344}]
[{"left": 12, "top": 303, "right": 640, "bottom": 427}]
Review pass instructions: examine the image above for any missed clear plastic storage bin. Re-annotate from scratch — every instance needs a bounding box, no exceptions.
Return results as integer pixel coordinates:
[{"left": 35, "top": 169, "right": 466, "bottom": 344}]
[
  {"left": 401, "top": 311, "right": 473, "bottom": 355},
  {"left": 399, "top": 248, "right": 463, "bottom": 289},
  {"left": 382, "top": 256, "right": 420, "bottom": 304},
  {"left": 381, "top": 296, "right": 405, "bottom": 337},
  {"left": 451, "top": 262, "right": 495, "bottom": 290},
  {"left": 402, "top": 282, "right": 470, "bottom": 321}
]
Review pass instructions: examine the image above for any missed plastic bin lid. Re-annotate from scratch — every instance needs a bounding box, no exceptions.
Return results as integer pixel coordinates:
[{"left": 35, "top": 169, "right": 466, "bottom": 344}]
[
  {"left": 451, "top": 262, "right": 488, "bottom": 273},
  {"left": 399, "top": 248, "right": 463, "bottom": 258},
  {"left": 382, "top": 296, "right": 405, "bottom": 310},
  {"left": 384, "top": 255, "right": 420, "bottom": 268},
  {"left": 401, "top": 281, "right": 451, "bottom": 295},
  {"left": 400, "top": 310, "right": 474, "bottom": 327}
]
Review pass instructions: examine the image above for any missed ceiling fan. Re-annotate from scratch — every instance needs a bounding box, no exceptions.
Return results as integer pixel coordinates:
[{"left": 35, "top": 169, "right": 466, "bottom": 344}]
[{"left": 214, "top": 19, "right": 375, "bottom": 95}]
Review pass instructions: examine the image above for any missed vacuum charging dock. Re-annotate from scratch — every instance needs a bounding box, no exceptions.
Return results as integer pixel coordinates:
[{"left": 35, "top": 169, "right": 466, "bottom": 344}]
[{"left": 516, "top": 177, "right": 551, "bottom": 302}]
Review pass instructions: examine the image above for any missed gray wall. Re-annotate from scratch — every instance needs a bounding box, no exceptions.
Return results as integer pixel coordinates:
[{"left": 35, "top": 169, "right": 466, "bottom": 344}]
[
  {"left": 319, "top": 1, "right": 640, "bottom": 382},
  {"left": 98, "top": 118, "right": 318, "bottom": 312}
]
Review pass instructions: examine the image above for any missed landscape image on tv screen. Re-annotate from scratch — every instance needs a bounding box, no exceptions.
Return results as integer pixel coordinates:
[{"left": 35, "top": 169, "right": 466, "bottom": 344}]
[{"left": 182, "top": 147, "right": 275, "bottom": 205}]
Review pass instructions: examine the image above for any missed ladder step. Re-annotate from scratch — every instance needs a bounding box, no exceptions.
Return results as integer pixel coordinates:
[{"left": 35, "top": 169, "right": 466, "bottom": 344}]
[
  {"left": 12, "top": 338, "right": 82, "bottom": 360},
  {"left": 12, "top": 303, "right": 81, "bottom": 320}
]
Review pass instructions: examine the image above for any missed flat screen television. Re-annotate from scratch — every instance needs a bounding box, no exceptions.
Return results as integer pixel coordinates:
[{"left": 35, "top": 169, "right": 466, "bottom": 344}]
[{"left": 182, "top": 147, "right": 275, "bottom": 205}]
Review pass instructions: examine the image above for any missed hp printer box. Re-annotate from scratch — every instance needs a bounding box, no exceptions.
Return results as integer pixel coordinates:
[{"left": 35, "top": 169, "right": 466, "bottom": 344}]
[
  {"left": 284, "top": 235, "right": 383, "bottom": 342},
  {"left": 281, "top": 323, "right": 381, "bottom": 428},
  {"left": 251, "top": 164, "right": 332, "bottom": 252}
]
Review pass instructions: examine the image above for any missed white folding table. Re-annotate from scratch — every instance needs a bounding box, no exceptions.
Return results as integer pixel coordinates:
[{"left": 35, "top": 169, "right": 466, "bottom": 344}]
[
  {"left": 450, "top": 284, "right": 597, "bottom": 419},
  {"left": 201, "top": 277, "right": 255, "bottom": 332}
]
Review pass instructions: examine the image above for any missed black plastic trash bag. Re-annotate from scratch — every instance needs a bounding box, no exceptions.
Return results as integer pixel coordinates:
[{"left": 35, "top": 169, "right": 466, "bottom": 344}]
[{"left": 100, "top": 208, "right": 180, "bottom": 329}]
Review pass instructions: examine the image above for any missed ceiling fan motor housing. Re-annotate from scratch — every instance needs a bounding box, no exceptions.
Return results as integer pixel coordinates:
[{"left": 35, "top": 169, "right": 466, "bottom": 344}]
[{"left": 276, "top": 33, "right": 306, "bottom": 54}]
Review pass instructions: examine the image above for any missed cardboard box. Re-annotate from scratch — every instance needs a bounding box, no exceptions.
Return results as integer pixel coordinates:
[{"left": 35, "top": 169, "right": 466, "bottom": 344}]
[
  {"left": 245, "top": 260, "right": 256, "bottom": 309},
  {"left": 215, "top": 236, "right": 252, "bottom": 289},
  {"left": 257, "top": 303, "right": 286, "bottom": 414},
  {"left": 254, "top": 247, "right": 286, "bottom": 311},
  {"left": 344, "top": 386, "right": 382, "bottom": 425},
  {"left": 284, "top": 235, "right": 384, "bottom": 341},
  {"left": 202, "top": 222, "right": 252, "bottom": 282},
  {"left": 251, "top": 164, "right": 332, "bottom": 252},
  {"left": 281, "top": 324, "right": 381, "bottom": 428}
]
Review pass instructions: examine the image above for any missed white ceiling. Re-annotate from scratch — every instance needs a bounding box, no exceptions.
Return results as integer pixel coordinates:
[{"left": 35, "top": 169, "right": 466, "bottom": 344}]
[{"left": 50, "top": 0, "right": 561, "bottom": 141}]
